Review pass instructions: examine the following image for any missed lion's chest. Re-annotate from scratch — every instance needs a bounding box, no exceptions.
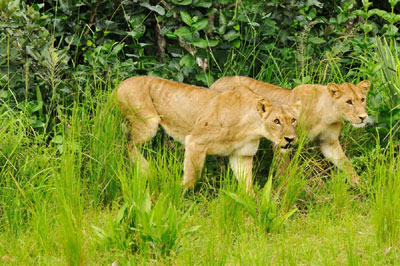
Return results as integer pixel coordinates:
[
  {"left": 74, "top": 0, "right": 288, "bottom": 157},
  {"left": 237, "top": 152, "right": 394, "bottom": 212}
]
[
  {"left": 298, "top": 99, "right": 338, "bottom": 141},
  {"left": 303, "top": 119, "right": 341, "bottom": 142}
]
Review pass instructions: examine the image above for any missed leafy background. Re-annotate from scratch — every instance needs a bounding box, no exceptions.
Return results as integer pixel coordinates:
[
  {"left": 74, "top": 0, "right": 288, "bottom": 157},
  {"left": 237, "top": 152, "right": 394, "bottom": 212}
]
[{"left": 1, "top": 1, "right": 399, "bottom": 101}]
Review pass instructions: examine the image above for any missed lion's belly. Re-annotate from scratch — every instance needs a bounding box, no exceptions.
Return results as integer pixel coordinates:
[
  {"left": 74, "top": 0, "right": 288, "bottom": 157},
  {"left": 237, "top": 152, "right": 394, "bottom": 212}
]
[
  {"left": 232, "top": 139, "right": 260, "bottom": 156},
  {"left": 160, "top": 123, "right": 190, "bottom": 144},
  {"left": 206, "top": 138, "right": 260, "bottom": 157}
]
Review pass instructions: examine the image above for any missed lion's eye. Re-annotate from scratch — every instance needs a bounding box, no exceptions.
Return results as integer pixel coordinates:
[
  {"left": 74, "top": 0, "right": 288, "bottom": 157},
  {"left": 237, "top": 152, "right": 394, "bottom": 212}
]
[
  {"left": 346, "top": 100, "right": 353, "bottom": 105},
  {"left": 361, "top": 98, "right": 365, "bottom": 103},
  {"left": 274, "top": 119, "right": 281, "bottom": 125},
  {"left": 291, "top": 118, "right": 296, "bottom": 123}
]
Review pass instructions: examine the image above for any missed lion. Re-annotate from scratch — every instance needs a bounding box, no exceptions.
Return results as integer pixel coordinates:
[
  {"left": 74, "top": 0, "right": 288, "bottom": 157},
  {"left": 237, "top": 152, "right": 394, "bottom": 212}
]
[
  {"left": 116, "top": 76, "right": 300, "bottom": 192},
  {"left": 210, "top": 76, "right": 370, "bottom": 184}
]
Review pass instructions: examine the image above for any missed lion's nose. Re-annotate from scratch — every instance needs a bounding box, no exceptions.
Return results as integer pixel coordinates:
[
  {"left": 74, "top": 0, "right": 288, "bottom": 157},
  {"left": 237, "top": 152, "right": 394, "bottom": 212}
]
[
  {"left": 359, "top": 115, "right": 367, "bottom": 122},
  {"left": 284, "top": 136, "right": 295, "bottom": 143}
]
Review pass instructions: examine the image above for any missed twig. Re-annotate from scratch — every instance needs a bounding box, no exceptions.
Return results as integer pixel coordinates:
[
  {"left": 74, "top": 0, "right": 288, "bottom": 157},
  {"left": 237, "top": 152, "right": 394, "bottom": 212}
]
[
  {"left": 177, "top": 38, "right": 195, "bottom": 55},
  {"left": 155, "top": 15, "right": 166, "bottom": 62},
  {"left": 228, "top": 0, "right": 242, "bottom": 9},
  {"left": 83, "top": 2, "right": 100, "bottom": 36},
  {"left": 160, "top": 0, "right": 177, "bottom": 18}
]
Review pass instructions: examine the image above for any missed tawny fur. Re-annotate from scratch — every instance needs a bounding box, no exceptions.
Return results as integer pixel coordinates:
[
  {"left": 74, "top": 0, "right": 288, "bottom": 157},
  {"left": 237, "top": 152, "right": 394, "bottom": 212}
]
[
  {"left": 210, "top": 76, "right": 370, "bottom": 184},
  {"left": 116, "top": 76, "right": 299, "bottom": 192}
]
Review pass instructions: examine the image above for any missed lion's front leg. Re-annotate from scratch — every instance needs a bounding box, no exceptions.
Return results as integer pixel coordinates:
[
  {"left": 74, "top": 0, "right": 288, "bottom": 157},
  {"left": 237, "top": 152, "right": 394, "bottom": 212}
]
[
  {"left": 319, "top": 138, "right": 359, "bottom": 184},
  {"left": 182, "top": 139, "right": 206, "bottom": 189},
  {"left": 229, "top": 155, "right": 254, "bottom": 193}
]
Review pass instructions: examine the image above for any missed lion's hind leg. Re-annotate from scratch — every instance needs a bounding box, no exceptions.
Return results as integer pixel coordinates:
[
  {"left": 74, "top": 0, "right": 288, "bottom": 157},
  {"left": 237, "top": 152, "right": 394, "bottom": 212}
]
[{"left": 126, "top": 102, "right": 161, "bottom": 173}]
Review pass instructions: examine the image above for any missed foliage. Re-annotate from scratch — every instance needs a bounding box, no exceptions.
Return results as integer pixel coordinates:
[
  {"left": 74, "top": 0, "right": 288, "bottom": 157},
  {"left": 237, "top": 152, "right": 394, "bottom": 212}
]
[
  {"left": 105, "top": 192, "right": 199, "bottom": 256},
  {"left": 371, "top": 139, "right": 400, "bottom": 247},
  {"left": 224, "top": 178, "right": 297, "bottom": 233}
]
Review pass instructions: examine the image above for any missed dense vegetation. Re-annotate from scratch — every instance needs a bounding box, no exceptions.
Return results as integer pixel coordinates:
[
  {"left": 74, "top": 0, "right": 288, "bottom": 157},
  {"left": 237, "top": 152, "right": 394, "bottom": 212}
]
[{"left": 1, "top": 0, "right": 400, "bottom": 264}]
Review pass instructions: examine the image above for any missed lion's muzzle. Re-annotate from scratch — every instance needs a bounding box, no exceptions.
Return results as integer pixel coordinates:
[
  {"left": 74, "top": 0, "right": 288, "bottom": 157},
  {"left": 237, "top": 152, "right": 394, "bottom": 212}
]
[{"left": 280, "top": 135, "right": 296, "bottom": 149}]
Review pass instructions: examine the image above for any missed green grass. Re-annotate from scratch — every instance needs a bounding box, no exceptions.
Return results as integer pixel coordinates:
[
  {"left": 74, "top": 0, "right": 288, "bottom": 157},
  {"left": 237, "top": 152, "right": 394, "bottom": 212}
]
[{"left": 1, "top": 46, "right": 400, "bottom": 265}]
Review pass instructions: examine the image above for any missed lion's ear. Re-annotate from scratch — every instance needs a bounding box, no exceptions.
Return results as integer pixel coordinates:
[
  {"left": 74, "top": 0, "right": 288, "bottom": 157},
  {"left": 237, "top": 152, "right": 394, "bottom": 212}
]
[
  {"left": 257, "top": 99, "right": 271, "bottom": 116},
  {"left": 357, "top": 80, "right": 370, "bottom": 95},
  {"left": 290, "top": 98, "right": 301, "bottom": 116},
  {"left": 292, "top": 98, "right": 301, "bottom": 108},
  {"left": 327, "top": 83, "right": 342, "bottom": 99}
]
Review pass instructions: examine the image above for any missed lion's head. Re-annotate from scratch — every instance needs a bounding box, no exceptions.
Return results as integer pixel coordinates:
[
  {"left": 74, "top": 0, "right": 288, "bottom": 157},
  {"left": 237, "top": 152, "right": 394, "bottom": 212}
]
[
  {"left": 327, "top": 81, "right": 370, "bottom": 128},
  {"left": 257, "top": 99, "right": 300, "bottom": 151}
]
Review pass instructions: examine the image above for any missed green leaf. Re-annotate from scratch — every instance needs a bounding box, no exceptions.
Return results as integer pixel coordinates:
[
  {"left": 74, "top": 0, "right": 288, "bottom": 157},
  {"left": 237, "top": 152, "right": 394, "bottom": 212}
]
[
  {"left": 180, "top": 54, "right": 195, "bottom": 66},
  {"left": 369, "top": 9, "right": 400, "bottom": 23},
  {"left": 218, "top": 11, "right": 227, "bottom": 34},
  {"left": 194, "top": 0, "right": 212, "bottom": 7},
  {"left": 174, "top": 26, "right": 192, "bottom": 41},
  {"left": 195, "top": 73, "right": 215, "bottom": 86},
  {"left": 180, "top": 11, "right": 192, "bottom": 26},
  {"left": 389, "top": 0, "right": 400, "bottom": 8},
  {"left": 219, "top": 10, "right": 227, "bottom": 26},
  {"left": 140, "top": 3, "right": 165, "bottom": 15},
  {"left": 361, "top": 0, "right": 372, "bottom": 9},
  {"left": 171, "top": 0, "right": 192, "bottom": 5},
  {"left": 223, "top": 30, "right": 240, "bottom": 41},
  {"left": 32, "top": 3, "right": 44, "bottom": 11},
  {"left": 223, "top": 190, "right": 257, "bottom": 218},
  {"left": 0, "top": 90, "right": 8, "bottom": 98},
  {"left": 261, "top": 178, "right": 273, "bottom": 205},
  {"left": 249, "top": 22, "right": 260, "bottom": 27},
  {"left": 176, "top": 72, "right": 184, "bottom": 82},
  {"left": 353, "top": 9, "right": 369, "bottom": 19},
  {"left": 26, "top": 46, "right": 41, "bottom": 61},
  {"left": 309, "top": 8, "right": 317, "bottom": 19},
  {"left": 192, "top": 18, "right": 208, "bottom": 31},
  {"left": 30, "top": 120, "right": 45, "bottom": 128},
  {"left": 111, "top": 43, "right": 124, "bottom": 55},
  {"left": 179, "top": 204, "right": 195, "bottom": 226},
  {"left": 308, "top": 37, "right": 326, "bottom": 44},
  {"left": 307, "top": 0, "right": 323, "bottom": 8},
  {"left": 128, "top": 23, "right": 146, "bottom": 39},
  {"left": 31, "top": 102, "right": 43, "bottom": 113},
  {"left": 185, "top": 225, "right": 202, "bottom": 234},
  {"left": 51, "top": 135, "right": 63, "bottom": 144},
  {"left": 218, "top": 25, "right": 227, "bottom": 34},
  {"left": 207, "top": 39, "right": 219, "bottom": 47},
  {"left": 360, "top": 23, "right": 373, "bottom": 34},
  {"left": 192, "top": 38, "right": 208, "bottom": 48},
  {"left": 281, "top": 208, "right": 298, "bottom": 222},
  {"left": 166, "top": 31, "right": 177, "bottom": 39}
]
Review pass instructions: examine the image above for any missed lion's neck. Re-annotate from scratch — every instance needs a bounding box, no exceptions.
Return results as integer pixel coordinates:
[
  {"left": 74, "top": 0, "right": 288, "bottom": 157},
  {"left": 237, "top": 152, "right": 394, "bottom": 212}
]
[
  {"left": 302, "top": 91, "right": 342, "bottom": 140},
  {"left": 316, "top": 91, "right": 342, "bottom": 124}
]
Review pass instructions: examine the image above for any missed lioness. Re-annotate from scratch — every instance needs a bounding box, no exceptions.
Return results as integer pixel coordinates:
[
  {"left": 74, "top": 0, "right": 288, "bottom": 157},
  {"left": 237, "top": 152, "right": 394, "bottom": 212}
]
[
  {"left": 116, "top": 76, "right": 299, "bottom": 192},
  {"left": 210, "top": 76, "right": 370, "bottom": 184}
]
